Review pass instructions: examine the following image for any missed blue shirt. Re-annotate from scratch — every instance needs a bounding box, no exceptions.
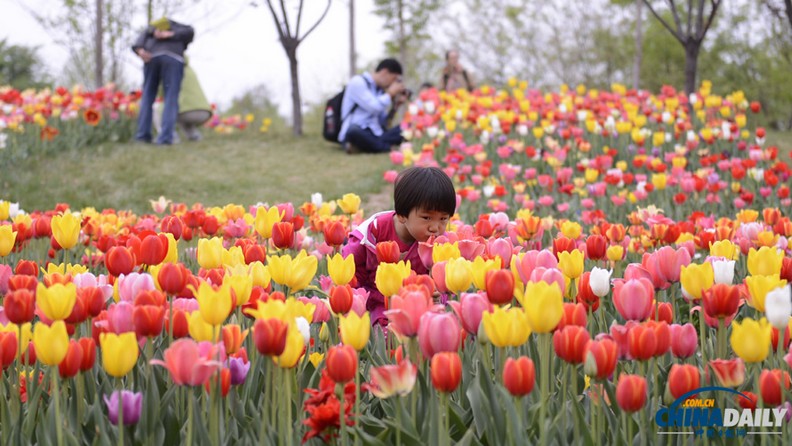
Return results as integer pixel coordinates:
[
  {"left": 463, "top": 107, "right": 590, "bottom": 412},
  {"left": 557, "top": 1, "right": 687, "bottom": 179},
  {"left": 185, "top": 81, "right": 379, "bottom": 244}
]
[{"left": 338, "top": 72, "right": 393, "bottom": 142}]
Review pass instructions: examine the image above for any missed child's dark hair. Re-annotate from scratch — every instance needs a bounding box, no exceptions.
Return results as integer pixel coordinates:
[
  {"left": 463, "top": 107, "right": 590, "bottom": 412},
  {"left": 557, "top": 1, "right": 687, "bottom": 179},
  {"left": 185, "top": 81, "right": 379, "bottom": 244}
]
[{"left": 393, "top": 167, "right": 456, "bottom": 217}]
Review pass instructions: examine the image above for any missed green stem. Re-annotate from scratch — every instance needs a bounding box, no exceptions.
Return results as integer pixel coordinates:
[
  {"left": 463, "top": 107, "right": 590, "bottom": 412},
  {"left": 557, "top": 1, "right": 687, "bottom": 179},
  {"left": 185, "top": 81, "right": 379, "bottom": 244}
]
[
  {"left": 572, "top": 366, "right": 579, "bottom": 443},
  {"left": 539, "top": 333, "right": 550, "bottom": 446},
  {"left": 339, "top": 384, "right": 347, "bottom": 446},
  {"left": 354, "top": 365, "right": 361, "bottom": 446},
  {"left": 187, "top": 390, "right": 194, "bottom": 445},
  {"left": 260, "top": 360, "right": 269, "bottom": 446},
  {"left": 116, "top": 379, "right": 123, "bottom": 446},
  {"left": 51, "top": 370, "right": 63, "bottom": 446},
  {"left": 698, "top": 306, "right": 707, "bottom": 367},
  {"left": 286, "top": 369, "right": 293, "bottom": 446},
  {"left": 562, "top": 363, "right": 568, "bottom": 440},
  {"left": 395, "top": 396, "right": 402, "bottom": 446},
  {"left": 717, "top": 319, "right": 726, "bottom": 360}
]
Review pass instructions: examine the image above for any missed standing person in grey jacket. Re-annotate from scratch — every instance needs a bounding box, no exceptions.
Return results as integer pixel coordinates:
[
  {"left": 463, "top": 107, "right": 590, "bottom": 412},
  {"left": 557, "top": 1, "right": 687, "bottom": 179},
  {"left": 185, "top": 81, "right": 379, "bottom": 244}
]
[{"left": 132, "top": 17, "right": 194, "bottom": 145}]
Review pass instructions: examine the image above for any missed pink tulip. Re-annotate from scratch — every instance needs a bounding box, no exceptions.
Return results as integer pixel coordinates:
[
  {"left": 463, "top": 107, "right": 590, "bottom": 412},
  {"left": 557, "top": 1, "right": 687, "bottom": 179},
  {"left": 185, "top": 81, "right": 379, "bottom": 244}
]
[
  {"left": 418, "top": 239, "right": 435, "bottom": 269},
  {"left": 448, "top": 292, "right": 493, "bottom": 335},
  {"left": 385, "top": 286, "right": 435, "bottom": 337},
  {"left": 624, "top": 263, "right": 653, "bottom": 283},
  {"left": 612, "top": 278, "right": 654, "bottom": 321},
  {"left": 350, "top": 288, "right": 368, "bottom": 317},
  {"left": 610, "top": 321, "right": 639, "bottom": 360},
  {"left": 458, "top": 239, "right": 486, "bottom": 261},
  {"left": 298, "top": 296, "right": 330, "bottom": 323},
  {"left": 117, "top": 273, "right": 155, "bottom": 302},
  {"left": 487, "top": 238, "right": 515, "bottom": 268},
  {"left": 529, "top": 267, "right": 566, "bottom": 295},
  {"left": 650, "top": 246, "right": 691, "bottom": 284},
  {"left": 431, "top": 261, "right": 449, "bottom": 294},
  {"left": 513, "top": 250, "right": 558, "bottom": 284},
  {"left": 417, "top": 311, "right": 461, "bottom": 359},
  {"left": 669, "top": 323, "right": 698, "bottom": 358},
  {"left": 150, "top": 338, "right": 222, "bottom": 386},
  {"left": 107, "top": 301, "right": 135, "bottom": 334}
]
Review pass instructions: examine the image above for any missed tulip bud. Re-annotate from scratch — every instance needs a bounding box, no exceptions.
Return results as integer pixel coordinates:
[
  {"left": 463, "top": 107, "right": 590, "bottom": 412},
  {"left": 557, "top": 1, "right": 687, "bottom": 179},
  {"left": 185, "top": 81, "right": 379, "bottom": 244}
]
[
  {"left": 78, "top": 337, "right": 96, "bottom": 372},
  {"left": 765, "top": 286, "right": 792, "bottom": 330},
  {"left": 708, "top": 358, "right": 745, "bottom": 388},
  {"left": 104, "top": 391, "right": 143, "bottom": 426},
  {"left": 430, "top": 352, "right": 462, "bottom": 393},
  {"left": 667, "top": 364, "right": 700, "bottom": 399},
  {"left": 484, "top": 269, "right": 514, "bottom": 305},
  {"left": 326, "top": 345, "right": 357, "bottom": 384},
  {"left": 628, "top": 324, "right": 657, "bottom": 361},
  {"left": 553, "top": 325, "right": 590, "bottom": 364},
  {"left": 583, "top": 339, "right": 617, "bottom": 380},
  {"left": 589, "top": 267, "right": 611, "bottom": 297},
  {"left": 669, "top": 323, "right": 698, "bottom": 359},
  {"left": 105, "top": 246, "right": 136, "bottom": 277},
  {"left": 253, "top": 318, "right": 289, "bottom": 356},
  {"left": 376, "top": 241, "right": 401, "bottom": 264},
  {"left": 58, "top": 339, "right": 84, "bottom": 378},
  {"left": 759, "top": 369, "right": 791, "bottom": 407},
  {"left": 616, "top": 374, "right": 647, "bottom": 412}
]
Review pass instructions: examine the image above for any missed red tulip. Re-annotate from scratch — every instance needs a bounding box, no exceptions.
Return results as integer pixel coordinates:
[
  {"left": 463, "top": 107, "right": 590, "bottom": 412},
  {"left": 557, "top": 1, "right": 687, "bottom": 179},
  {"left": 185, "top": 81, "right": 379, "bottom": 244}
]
[
  {"left": 8, "top": 274, "right": 37, "bottom": 292},
  {"left": 202, "top": 215, "right": 219, "bottom": 236},
  {"left": 667, "top": 364, "right": 700, "bottom": 399},
  {"left": 708, "top": 359, "right": 745, "bottom": 388},
  {"left": 650, "top": 302, "right": 673, "bottom": 325},
  {"left": 133, "top": 305, "right": 166, "bottom": 338},
  {"left": 329, "top": 285, "right": 354, "bottom": 315},
  {"left": 583, "top": 338, "right": 617, "bottom": 380},
  {"left": 77, "top": 286, "right": 107, "bottom": 318},
  {"left": 702, "top": 283, "right": 740, "bottom": 321},
  {"left": 552, "top": 236, "right": 577, "bottom": 258},
  {"left": 243, "top": 244, "right": 267, "bottom": 264},
  {"left": 628, "top": 323, "right": 657, "bottom": 361},
  {"left": 323, "top": 220, "right": 347, "bottom": 247},
  {"left": 576, "top": 272, "right": 600, "bottom": 312},
  {"left": 271, "top": 222, "right": 294, "bottom": 250},
  {"left": 645, "top": 320, "right": 670, "bottom": 357},
  {"left": 158, "top": 263, "right": 190, "bottom": 295},
  {"left": 183, "top": 209, "right": 205, "bottom": 229},
  {"left": 553, "top": 325, "right": 591, "bottom": 364},
  {"left": 3, "top": 288, "right": 36, "bottom": 324},
  {"left": 557, "top": 302, "right": 587, "bottom": 330},
  {"left": 669, "top": 324, "right": 698, "bottom": 359},
  {"left": 485, "top": 269, "right": 515, "bottom": 305},
  {"left": 105, "top": 246, "right": 136, "bottom": 277},
  {"left": 14, "top": 260, "right": 38, "bottom": 277},
  {"left": 78, "top": 337, "right": 96, "bottom": 372},
  {"left": 64, "top": 295, "right": 88, "bottom": 325},
  {"left": 253, "top": 318, "right": 289, "bottom": 356},
  {"left": 326, "top": 345, "right": 358, "bottom": 384},
  {"left": 585, "top": 235, "right": 607, "bottom": 261},
  {"left": 58, "top": 339, "right": 83, "bottom": 379},
  {"left": 376, "top": 241, "right": 401, "bottom": 264},
  {"left": 138, "top": 235, "right": 167, "bottom": 267},
  {"left": 134, "top": 289, "right": 166, "bottom": 307},
  {"left": 430, "top": 352, "right": 462, "bottom": 393},
  {"left": 502, "top": 356, "right": 535, "bottom": 397},
  {"left": 737, "top": 391, "right": 758, "bottom": 411},
  {"left": 616, "top": 374, "right": 647, "bottom": 412},
  {"left": 221, "top": 324, "right": 247, "bottom": 355},
  {"left": 160, "top": 216, "right": 184, "bottom": 240},
  {"left": 759, "top": 369, "right": 791, "bottom": 407},
  {"left": 204, "top": 368, "right": 231, "bottom": 397},
  {"left": 166, "top": 308, "right": 191, "bottom": 339},
  {"left": 0, "top": 332, "right": 17, "bottom": 370}
]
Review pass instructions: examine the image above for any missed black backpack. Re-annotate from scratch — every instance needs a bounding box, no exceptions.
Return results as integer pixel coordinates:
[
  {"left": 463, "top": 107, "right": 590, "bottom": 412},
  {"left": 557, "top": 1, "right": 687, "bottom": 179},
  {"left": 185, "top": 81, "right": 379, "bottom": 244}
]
[
  {"left": 322, "top": 75, "right": 371, "bottom": 143},
  {"left": 322, "top": 89, "right": 346, "bottom": 143}
]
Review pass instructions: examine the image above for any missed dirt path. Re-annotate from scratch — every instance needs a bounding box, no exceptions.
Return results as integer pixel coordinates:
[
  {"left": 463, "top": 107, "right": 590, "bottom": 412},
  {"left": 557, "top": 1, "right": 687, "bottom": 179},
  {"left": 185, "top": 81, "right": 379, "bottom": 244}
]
[{"left": 361, "top": 183, "right": 394, "bottom": 215}]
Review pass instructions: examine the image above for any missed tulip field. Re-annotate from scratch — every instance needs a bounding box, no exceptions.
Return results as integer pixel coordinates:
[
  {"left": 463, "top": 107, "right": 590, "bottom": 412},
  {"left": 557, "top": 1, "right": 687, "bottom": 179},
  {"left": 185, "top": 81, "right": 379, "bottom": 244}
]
[{"left": 1, "top": 79, "right": 792, "bottom": 445}]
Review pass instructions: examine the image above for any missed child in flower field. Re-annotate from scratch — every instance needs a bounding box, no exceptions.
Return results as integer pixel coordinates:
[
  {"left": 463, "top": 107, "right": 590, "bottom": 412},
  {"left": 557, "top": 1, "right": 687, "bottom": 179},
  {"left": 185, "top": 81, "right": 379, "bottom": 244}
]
[{"left": 342, "top": 166, "right": 456, "bottom": 325}]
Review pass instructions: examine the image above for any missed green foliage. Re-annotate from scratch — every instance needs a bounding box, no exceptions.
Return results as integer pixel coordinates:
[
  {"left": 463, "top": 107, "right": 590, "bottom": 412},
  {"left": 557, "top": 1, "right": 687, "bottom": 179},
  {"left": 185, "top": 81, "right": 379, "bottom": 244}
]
[
  {"left": 0, "top": 39, "right": 51, "bottom": 89},
  {"left": 224, "top": 83, "right": 286, "bottom": 131}
]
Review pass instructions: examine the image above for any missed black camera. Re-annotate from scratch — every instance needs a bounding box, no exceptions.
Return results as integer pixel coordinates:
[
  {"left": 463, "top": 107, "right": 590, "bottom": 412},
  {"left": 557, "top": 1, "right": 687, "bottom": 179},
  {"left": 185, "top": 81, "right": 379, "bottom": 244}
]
[{"left": 402, "top": 89, "right": 413, "bottom": 99}]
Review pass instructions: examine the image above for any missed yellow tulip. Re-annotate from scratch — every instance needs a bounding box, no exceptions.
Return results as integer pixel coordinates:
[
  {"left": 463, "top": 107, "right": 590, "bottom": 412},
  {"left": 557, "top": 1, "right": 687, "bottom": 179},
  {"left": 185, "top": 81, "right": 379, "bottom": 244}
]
[
  {"left": 481, "top": 306, "right": 531, "bottom": 347},
  {"left": 100, "top": 332, "right": 139, "bottom": 377},
  {"left": 249, "top": 261, "right": 271, "bottom": 288},
  {"left": 0, "top": 225, "right": 17, "bottom": 256},
  {"left": 33, "top": 321, "right": 69, "bottom": 366},
  {"left": 194, "top": 282, "right": 233, "bottom": 326},
  {"left": 163, "top": 233, "right": 178, "bottom": 263},
  {"left": 51, "top": 212, "right": 81, "bottom": 250},
  {"left": 267, "top": 253, "right": 291, "bottom": 287},
  {"left": 375, "top": 260, "right": 411, "bottom": 298},
  {"left": 308, "top": 352, "right": 325, "bottom": 368},
  {"left": 224, "top": 274, "right": 253, "bottom": 307},
  {"left": 651, "top": 173, "right": 667, "bottom": 190},
  {"left": 607, "top": 245, "right": 624, "bottom": 262},
  {"left": 522, "top": 281, "right": 563, "bottom": 333},
  {"left": 244, "top": 298, "right": 315, "bottom": 324},
  {"left": 327, "top": 253, "right": 355, "bottom": 286},
  {"left": 560, "top": 221, "right": 582, "bottom": 240},
  {"left": 558, "top": 249, "right": 585, "bottom": 280},
  {"left": 336, "top": 193, "right": 361, "bottom": 214},
  {"left": 710, "top": 240, "right": 739, "bottom": 260},
  {"left": 747, "top": 247, "right": 784, "bottom": 277},
  {"left": 222, "top": 246, "right": 246, "bottom": 268},
  {"left": 274, "top": 325, "right": 305, "bottom": 368},
  {"left": 680, "top": 262, "right": 714, "bottom": 300},
  {"left": 340, "top": 312, "right": 371, "bottom": 351},
  {"left": 730, "top": 318, "right": 771, "bottom": 363},
  {"left": 197, "top": 237, "right": 224, "bottom": 269},
  {"left": 745, "top": 275, "right": 787, "bottom": 313},
  {"left": 188, "top": 311, "right": 218, "bottom": 342},
  {"left": 445, "top": 257, "right": 474, "bottom": 294},
  {"left": 432, "top": 242, "right": 461, "bottom": 264},
  {"left": 471, "top": 257, "right": 500, "bottom": 290},
  {"left": 286, "top": 250, "right": 317, "bottom": 291},
  {"left": 36, "top": 282, "right": 77, "bottom": 321},
  {"left": 254, "top": 206, "right": 283, "bottom": 239},
  {"left": 0, "top": 200, "right": 9, "bottom": 220}
]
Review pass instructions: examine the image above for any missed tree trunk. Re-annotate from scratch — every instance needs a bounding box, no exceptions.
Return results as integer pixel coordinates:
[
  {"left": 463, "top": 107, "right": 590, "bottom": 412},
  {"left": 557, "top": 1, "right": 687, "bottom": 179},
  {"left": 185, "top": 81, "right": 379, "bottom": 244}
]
[
  {"left": 633, "top": 0, "right": 642, "bottom": 90},
  {"left": 349, "top": 0, "right": 356, "bottom": 78},
  {"left": 684, "top": 40, "right": 699, "bottom": 96},
  {"left": 785, "top": 0, "right": 792, "bottom": 30},
  {"left": 95, "top": 0, "right": 104, "bottom": 88},
  {"left": 397, "top": 0, "right": 406, "bottom": 76},
  {"left": 286, "top": 45, "right": 302, "bottom": 136},
  {"left": 147, "top": 0, "right": 153, "bottom": 25}
]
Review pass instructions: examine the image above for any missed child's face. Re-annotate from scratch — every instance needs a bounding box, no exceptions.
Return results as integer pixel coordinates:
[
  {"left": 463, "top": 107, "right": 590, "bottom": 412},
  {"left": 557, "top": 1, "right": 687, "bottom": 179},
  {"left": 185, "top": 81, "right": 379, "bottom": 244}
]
[{"left": 399, "top": 208, "right": 451, "bottom": 243}]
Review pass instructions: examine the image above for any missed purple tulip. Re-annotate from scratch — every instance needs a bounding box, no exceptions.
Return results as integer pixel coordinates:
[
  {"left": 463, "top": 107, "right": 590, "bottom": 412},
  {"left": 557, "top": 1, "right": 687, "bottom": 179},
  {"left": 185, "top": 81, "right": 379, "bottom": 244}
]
[
  {"left": 227, "top": 357, "right": 250, "bottom": 385},
  {"left": 103, "top": 391, "right": 142, "bottom": 425}
]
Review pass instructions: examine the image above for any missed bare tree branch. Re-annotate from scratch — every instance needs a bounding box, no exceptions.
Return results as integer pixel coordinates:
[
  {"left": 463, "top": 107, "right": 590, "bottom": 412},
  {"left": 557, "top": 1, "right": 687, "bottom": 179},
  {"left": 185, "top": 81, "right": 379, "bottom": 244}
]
[
  {"left": 279, "top": 0, "right": 292, "bottom": 39},
  {"left": 699, "top": 0, "right": 721, "bottom": 41},
  {"left": 686, "top": 0, "right": 693, "bottom": 37},
  {"left": 265, "top": 0, "right": 286, "bottom": 41},
  {"left": 643, "top": 0, "right": 684, "bottom": 42},
  {"left": 298, "top": 0, "right": 331, "bottom": 43},
  {"left": 694, "top": 0, "right": 705, "bottom": 39},
  {"left": 294, "top": 0, "right": 304, "bottom": 37},
  {"left": 786, "top": 0, "right": 792, "bottom": 29}
]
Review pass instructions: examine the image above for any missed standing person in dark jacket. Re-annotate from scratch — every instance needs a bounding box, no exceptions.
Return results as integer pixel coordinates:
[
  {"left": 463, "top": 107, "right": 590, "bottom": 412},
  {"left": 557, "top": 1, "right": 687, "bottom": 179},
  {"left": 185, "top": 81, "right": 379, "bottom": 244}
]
[{"left": 132, "top": 17, "right": 194, "bottom": 145}]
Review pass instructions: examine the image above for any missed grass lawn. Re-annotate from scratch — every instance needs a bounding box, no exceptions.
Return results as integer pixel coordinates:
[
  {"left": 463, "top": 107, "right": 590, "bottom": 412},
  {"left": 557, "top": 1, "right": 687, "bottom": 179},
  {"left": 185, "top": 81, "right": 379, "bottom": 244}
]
[{"left": 2, "top": 126, "right": 395, "bottom": 215}]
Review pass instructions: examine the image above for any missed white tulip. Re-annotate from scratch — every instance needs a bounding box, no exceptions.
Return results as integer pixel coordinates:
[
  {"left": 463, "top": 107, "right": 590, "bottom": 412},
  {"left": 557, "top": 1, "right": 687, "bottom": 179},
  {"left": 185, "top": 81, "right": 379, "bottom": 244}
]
[
  {"left": 310, "top": 193, "right": 323, "bottom": 207},
  {"left": 296, "top": 317, "right": 311, "bottom": 345},
  {"left": 711, "top": 259, "right": 735, "bottom": 284},
  {"left": 589, "top": 267, "right": 612, "bottom": 297},
  {"left": 765, "top": 286, "right": 792, "bottom": 330}
]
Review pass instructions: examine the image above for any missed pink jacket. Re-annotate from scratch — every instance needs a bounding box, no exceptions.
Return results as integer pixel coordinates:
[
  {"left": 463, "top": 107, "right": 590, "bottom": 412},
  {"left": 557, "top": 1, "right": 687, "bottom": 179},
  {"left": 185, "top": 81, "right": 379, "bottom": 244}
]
[{"left": 341, "top": 211, "right": 429, "bottom": 325}]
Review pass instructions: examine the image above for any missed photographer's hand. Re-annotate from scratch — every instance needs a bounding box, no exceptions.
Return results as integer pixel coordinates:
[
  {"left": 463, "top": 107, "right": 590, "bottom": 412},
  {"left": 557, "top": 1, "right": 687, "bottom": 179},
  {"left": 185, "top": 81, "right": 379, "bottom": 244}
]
[{"left": 387, "top": 80, "right": 405, "bottom": 98}]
